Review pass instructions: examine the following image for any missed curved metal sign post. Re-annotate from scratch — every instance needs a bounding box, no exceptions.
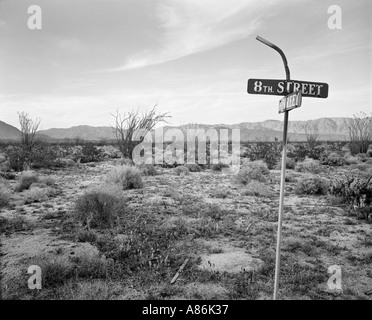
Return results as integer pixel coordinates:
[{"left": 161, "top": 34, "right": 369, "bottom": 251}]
[{"left": 249, "top": 36, "right": 329, "bottom": 300}]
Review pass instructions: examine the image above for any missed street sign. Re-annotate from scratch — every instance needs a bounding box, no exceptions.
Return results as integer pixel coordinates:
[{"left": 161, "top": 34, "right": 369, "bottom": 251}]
[
  {"left": 247, "top": 78, "right": 329, "bottom": 98},
  {"left": 278, "top": 90, "right": 302, "bottom": 114}
]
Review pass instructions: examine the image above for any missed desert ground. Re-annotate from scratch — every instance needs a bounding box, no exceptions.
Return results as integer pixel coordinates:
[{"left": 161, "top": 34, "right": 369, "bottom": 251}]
[{"left": 1, "top": 145, "right": 372, "bottom": 300}]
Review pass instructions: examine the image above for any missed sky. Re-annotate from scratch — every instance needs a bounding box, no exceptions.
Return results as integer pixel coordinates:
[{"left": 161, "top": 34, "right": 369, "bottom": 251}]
[{"left": 0, "top": 0, "right": 371, "bottom": 130}]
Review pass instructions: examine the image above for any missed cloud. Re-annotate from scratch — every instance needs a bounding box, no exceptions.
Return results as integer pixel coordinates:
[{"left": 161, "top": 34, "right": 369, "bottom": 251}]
[{"left": 109, "top": 0, "right": 271, "bottom": 71}]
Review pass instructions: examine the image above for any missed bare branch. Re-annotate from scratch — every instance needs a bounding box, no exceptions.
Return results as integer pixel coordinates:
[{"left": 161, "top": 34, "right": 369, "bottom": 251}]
[{"left": 111, "top": 105, "right": 171, "bottom": 161}]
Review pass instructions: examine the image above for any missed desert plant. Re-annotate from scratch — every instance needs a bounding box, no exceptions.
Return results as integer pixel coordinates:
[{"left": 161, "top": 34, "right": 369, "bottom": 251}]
[
  {"left": 295, "top": 175, "right": 328, "bottom": 195},
  {"left": 0, "top": 184, "right": 10, "bottom": 208},
  {"left": 236, "top": 160, "right": 270, "bottom": 184},
  {"left": 304, "top": 121, "right": 319, "bottom": 153},
  {"left": 17, "top": 111, "right": 41, "bottom": 155},
  {"left": 74, "top": 185, "right": 127, "bottom": 229},
  {"left": 186, "top": 163, "right": 202, "bottom": 172},
  {"left": 80, "top": 144, "right": 102, "bottom": 163},
  {"left": 23, "top": 187, "right": 49, "bottom": 204},
  {"left": 111, "top": 105, "right": 170, "bottom": 162},
  {"left": 328, "top": 174, "right": 372, "bottom": 209},
  {"left": 343, "top": 154, "right": 359, "bottom": 165},
  {"left": 174, "top": 165, "right": 189, "bottom": 176},
  {"left": 276, "top": 157, "right": 296, "bottom": 170},
  {"left": 211, "top": 162, "right": 229, "bottom": 172},
  {"left": 247, "top": 139, "right": 282, "bottom": 169},
  {"left": 295, "top": 159, "right": 322, "bottom": 174},
  {"left": 76, "top": 229, "right": 98, "bottom": 243},
  {"left": 29, "top": 143, "right": 59, "bottom": 169},
  {"left": 6, "top": 146, "right": 27, "bottom": 171},
  {"left": 320, "top": 152, "right": 345, "bottom": 166},
  {"left": 106, "top": 165, "right": 143, "bottom": 189},
  {"left": 241, "top": 180, "right": 273, "bottom": 197},
  {"left": 0, "top": 215, "right": 30, "bottom": 233},
  {"left": 139, "top": 164, "right": 158, "bottom": 176},
  {"left": 15, "top": 171, "right": 39, "bottom": 192},
  {"left": 345, "top": 112, "right": 372, "bottom": 155}
]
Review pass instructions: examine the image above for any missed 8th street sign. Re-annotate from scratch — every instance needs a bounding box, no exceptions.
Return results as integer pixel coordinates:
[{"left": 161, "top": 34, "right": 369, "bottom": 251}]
[{"left": 247, "top": 78, "right": 329, "bottom": 98}]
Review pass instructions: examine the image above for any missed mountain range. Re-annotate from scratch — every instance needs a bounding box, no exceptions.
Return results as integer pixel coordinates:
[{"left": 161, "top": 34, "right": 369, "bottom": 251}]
[{"left": 0, "top": 117, "right": 351, "bottom": 142}]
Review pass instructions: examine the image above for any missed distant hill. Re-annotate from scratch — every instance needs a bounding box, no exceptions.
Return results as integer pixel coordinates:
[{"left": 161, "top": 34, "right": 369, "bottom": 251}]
[
  {"left": 0, "top": 120, "right": 21, "bottom": 140},
  {"left": 1, "top": 117, "right": 352, "bottom": 142},
  {"left": 0, "top": 120, "right": 61, "bottom": 143},
  {"left": 39, "top": 125, "right": 116, "bottom": 141}
]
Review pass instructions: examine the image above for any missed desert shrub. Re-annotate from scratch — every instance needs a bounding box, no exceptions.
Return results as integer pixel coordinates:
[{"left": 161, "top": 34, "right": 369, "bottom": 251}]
[
  {"left": 241, "top": 180, "right": 273, "bottom": 197},
  {"left": 106, "top": 165, "right": 143, "bottom": 189},
  {"left": 0, "top": 172, "right": 16, "bottom": 180},
  {"left": 295, "top": 159, "right": 322, "bottom": 174},
  {"left": 276, "top": 157, "right": 296, "bottom": 170},
  {"left": 29, "top": 144, "right": 58, "bottom": 169},
  {"left": 186, "top": 163, "right": 202, "bottom": 172},
  {"left": 343, "top": 154, "right": 359, "bottom": 165},
  {"left": 15, "top": 171, "right": 39, "bottom": 192},
  {"left": 6, "top": 146, "right": 27, "bottom": 171},
  {"left": 174, "top": 165, "right": 190, "bottom": 176},
  {"left": 320, "top": 152, "right": 345, "bottom": 166},
  {"left": 80, "top": 144, "right": 102, "bottom": 163},
  {"left": 0, "top": 184, "right": 10, "bottom": 208},
  {"left": 32, "top": 256, "right": 74, "bottom": 288},
  {"left": 74, "top": 185, "right": 127, "bottom": 229},
  {"left": 236, "top": 160, "right": 270, "bottom": 184},
  {"left": 211, "top": 162, "right": 229, "bottom": 172},
  {"left": 23, "top": 187, "right": 49, "bottom": 204},
  {"left": 247, "top": 140, "right": 282, "bottom": 169},
  {"left": 328, "top": 174, "right": 372, "bottom": 209},
  {"left": 295, "top": 175, "right": 328, "bottom": 195},
  {"left": 76, "top": 229, "right": 98, "bottom": 243},
  {"left": 285, "top": 174, "right": 298, "bottom": 183},
  {"left": 139, "top": 164, "right": 158, "bottom": 176},
  {"left": 0, "top": 215, "right": 30, "bottom": 233}
]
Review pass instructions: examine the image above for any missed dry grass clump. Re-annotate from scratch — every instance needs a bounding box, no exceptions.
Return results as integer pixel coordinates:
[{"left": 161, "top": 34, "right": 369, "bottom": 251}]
[
  {"left": 295, "top": 159, "right": 322, "bottom": 174},
  {"left": 236, "top": 160, "right": 270, "bottom": 184},
  {"left": 0, "top": 183, "right": 10, "bottom": 208},
  {"left": 139, "top": 164, "right": 159, "bottom": 176},
  {"left": 74, "top": 184, "right": 127, "bottom": 229},
  {"left": 0, "top": 215, "right": 32, "bottom": 233},
  {"left": 23, "top": 186, "right": 49, "bottom": 204},
  {"left": 241, "top": 180, "right": 273, "bottom": 197},
  {"left": 186, "top": 163, "right": 202, "bottom": 172},
  {"left": 276, "top": 157, "right": 296, "bottom": 170},
  {"left": 174, "top": 165, "right": 189, "bottom": 176},
  {"left": 211, "top": 162, "right": 229, "bottom": 172},
  {"left": 295, "top": 175, "right": 329, "bottom": 195},
  {"left": 106, "top": 165, "right": 143, "bottom": 189},
  {"left": 15, "top": 171, "right": 39, "bottom": 192}
]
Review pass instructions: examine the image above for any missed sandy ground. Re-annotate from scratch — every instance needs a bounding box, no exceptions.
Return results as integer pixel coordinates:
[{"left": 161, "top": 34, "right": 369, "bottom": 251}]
[{"left": 1, "top": 161, "right": 371, "bottom": 300}]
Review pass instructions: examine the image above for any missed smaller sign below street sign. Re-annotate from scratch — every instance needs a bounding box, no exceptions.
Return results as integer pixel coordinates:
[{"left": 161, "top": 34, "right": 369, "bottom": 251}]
[
  {"left": 278, "top": 90, "right": 302, "bottom": 114},
  {"left": 247, "top": 79, "right": 328, "bottom": 98}
]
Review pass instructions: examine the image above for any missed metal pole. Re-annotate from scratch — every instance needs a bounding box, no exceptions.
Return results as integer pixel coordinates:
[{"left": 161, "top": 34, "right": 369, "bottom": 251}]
[{"left": 256, "top": 36, "right": 290, "bottom": 300}]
